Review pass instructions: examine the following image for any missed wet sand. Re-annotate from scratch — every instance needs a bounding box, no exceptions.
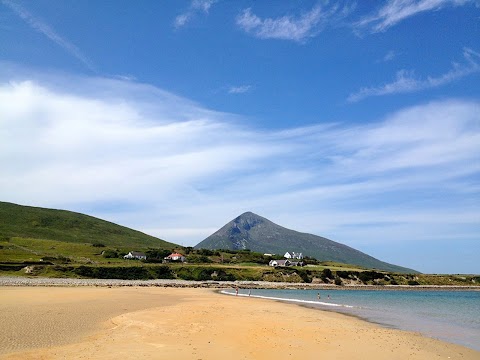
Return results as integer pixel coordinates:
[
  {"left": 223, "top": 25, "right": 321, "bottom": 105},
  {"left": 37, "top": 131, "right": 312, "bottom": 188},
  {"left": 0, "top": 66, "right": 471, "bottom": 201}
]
[{"left": 0, "top": 286, "right": 478, "bottom": 359}]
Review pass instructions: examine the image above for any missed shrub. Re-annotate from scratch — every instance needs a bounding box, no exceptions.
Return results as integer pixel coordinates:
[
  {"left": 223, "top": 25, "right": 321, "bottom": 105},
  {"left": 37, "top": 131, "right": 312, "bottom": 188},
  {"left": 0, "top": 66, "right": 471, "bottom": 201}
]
[
  {"left": 196, "top": 249, "right": 215, "bottom": 256},
  {"left": 303, "top": 256, "right": 319, "bottom": 265},
  {"left": 151, "top": 265, "right": 174, "bottom": 279},
  {"left": 197, "top": 269, "right": 212, "bottom": 281},
  {"left": 320, "top": 268, "right": 333, "bottom": 282},
  {"left": 102, "top": 250, "right": 118, "bottom": 258},
  {"left": 144, "top": 257, "right": 163, "bottom": 263},
  {"left": 174, "top": 266, "right": 239, "bottom": 281},
  {"left": 336, "top": 270, "right": 359, "bottom": 279},
  {"left": 92, "top": 243, "right": 106, "bottom": 247},
  {"left": 407, "top": 280, "right": 420, "bottom": 286},
  {"left": 358, "top": 271, "right": 385, "bottom": 284},
  {"left": 183, "top": 247, "right": 194, "bottom": 254},
  {"left": 186, "top": 255, "right": 212, "bottom": 263},
  {"left": 145, "top": 249, "right": 171, "bottom": 262},
  {"left": 334, "top": 276, "right": 343, "bottom": 286},
  {"left": 174, "top": 266, "right": 209, "bottom": 281},
  {"left": 74, "top": 266, "right": 151, "bottom": 280},
  {"left": 296, "top": 269, "right": 312, "bottom": 283},
  {"left": 52, "top": 265, "right": 74, "bottom": 272},
  {"left": 214, "top": 270, "right": 236, "bottom": 281}
]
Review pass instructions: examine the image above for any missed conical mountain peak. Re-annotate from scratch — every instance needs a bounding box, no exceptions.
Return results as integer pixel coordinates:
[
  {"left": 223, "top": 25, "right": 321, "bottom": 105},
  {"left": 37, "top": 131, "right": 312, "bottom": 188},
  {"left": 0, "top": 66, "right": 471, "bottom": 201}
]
[
  {"left": 235, "top": 211, "right": 264, "bottom": 220},
  {"left": 195, "top": 212, "right": 416, "bottom": 273},
  {"left": 232, "top": 212, "right": 267, "bottom": 230}
]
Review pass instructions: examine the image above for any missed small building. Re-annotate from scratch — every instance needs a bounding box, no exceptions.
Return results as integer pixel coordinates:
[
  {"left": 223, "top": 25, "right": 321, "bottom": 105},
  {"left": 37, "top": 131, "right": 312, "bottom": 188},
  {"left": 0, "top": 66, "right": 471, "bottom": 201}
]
[
  {"left": 164, "top": 252, "right": 186, "bottom": 262},
  {"left": 269, "top": 259, "right": 291, "bottom": 267},
  {"left": 284, "top": 251, "right": 303, "bottom": 260},
  {"left": 290, "top": 261, "right": 305, "bottom": 267},
  {"left": 124, "top": 251, "right": 146, "bottom": 260},
  {"left": 269, "top": 259, "right": 304, "bottom": 267},
  {"left": 292, "top": 252, "right": 304, "bottom": 260}
]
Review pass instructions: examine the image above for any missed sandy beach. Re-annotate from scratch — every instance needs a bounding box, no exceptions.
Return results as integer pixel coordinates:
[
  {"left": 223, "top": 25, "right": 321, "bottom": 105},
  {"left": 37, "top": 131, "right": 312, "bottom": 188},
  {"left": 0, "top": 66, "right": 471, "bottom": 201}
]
[{"left": 1, "top": 286, "right": 478, "bottom": 360}]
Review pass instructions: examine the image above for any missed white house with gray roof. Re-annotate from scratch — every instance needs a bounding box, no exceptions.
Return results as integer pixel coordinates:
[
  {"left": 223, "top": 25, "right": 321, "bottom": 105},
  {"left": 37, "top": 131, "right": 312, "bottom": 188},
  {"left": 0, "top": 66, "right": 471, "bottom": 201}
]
[{"left": 123, "top": 251, "right": 146, "bottom": 260}]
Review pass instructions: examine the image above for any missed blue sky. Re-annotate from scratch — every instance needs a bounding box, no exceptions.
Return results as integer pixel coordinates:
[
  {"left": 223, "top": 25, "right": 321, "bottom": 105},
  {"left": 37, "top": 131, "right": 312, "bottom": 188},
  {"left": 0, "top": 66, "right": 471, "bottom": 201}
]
[{"left": 1, "top": 0, "right": 479, "bottom": 274}]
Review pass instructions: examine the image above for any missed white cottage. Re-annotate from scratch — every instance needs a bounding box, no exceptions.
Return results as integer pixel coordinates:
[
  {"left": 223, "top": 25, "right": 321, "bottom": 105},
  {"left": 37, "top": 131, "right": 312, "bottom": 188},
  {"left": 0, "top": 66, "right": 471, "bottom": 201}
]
[
  {"left": 124, "top": 251, "right": 146, "bottom": 260},
  {"left": 284, "top": 251, "right": 303, "bottom": 259},
  {"left": 164, "top": 252, "right": 186, "bottom": 262},
  {"left": 269, "top": 259, "right": 291, "bottom": 267}
]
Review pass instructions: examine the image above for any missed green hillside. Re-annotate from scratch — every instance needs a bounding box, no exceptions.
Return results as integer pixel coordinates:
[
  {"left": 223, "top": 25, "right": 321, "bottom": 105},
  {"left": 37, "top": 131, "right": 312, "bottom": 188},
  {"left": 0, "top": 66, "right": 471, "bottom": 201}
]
[{"left": 0, "top": 201, "right": 176, "bottom": 249}]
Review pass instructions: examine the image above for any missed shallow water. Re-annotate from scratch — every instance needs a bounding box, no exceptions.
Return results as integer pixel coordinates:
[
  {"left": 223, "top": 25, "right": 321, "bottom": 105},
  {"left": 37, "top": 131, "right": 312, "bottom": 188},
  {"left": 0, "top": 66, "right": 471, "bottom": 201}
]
[{"left": 222, "top": 288, "right": 480, "bottom": 351}]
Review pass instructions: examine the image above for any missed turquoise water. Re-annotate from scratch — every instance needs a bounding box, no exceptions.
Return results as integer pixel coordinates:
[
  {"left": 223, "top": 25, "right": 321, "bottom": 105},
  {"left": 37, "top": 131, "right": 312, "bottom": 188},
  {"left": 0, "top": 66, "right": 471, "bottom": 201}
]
[{"left": 222, "top": 288, "right": 480, "bottom": 351}]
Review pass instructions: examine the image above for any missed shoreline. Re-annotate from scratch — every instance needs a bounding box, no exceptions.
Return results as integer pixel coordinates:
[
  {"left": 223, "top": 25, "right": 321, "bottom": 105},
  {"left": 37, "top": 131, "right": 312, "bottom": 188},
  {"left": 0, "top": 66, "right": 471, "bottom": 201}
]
[
  {"left": 219, "top": 288, "right": 480, "bottom": 351},
  {"left": 1, "top": 286, "right": 478, "bottom": 359},
  {"left": 1, "top": 276, "right": 479, "bottom": 291}
]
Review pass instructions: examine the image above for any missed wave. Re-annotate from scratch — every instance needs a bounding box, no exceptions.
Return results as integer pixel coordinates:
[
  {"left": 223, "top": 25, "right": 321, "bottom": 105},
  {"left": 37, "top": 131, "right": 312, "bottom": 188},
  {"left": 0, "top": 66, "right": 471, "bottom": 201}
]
[{"left": 220, "top": 290, "right": 354, "bottom": 308}]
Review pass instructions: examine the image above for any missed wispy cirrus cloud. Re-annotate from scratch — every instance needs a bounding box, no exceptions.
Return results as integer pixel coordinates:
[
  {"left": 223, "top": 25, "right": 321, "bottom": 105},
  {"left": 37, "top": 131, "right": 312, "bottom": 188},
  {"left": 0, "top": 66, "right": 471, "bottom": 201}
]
[
  {"left": 356, "top": 0, "right": 475, "bottom": 33},
  {"left": 228, "top": 85, "right": 252, "bottom": 94},
  {"left": 380, "top": 50, "right": 397, "bottom": 62},
  {"left": 174, "top": 0, "right": 217, "bottom": 29},
  {"left": 348, "top": 48, "right": 480, "bottom": 102},
  {"left": 1, "top": 0, "right": 96, "bottom": 72},
  {"left": 236, "top": 3, "right": 354, "bottom": 42},
  {"left": 1, "top": 66, "right": 479, "bottom": 273}
]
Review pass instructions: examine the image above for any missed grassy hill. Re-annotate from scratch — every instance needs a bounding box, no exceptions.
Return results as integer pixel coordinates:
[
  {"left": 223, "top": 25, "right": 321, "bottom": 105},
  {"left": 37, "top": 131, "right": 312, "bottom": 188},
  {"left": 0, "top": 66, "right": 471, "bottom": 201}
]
[{"left": 0, "top": 201, "right": 176, "bottom": 249}]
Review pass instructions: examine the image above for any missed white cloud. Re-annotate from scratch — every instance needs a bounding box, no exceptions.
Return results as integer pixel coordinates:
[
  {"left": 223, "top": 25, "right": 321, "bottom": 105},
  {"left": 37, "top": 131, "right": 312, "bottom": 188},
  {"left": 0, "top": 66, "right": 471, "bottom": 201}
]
[
  {"left": 112, "top": 74, "right": 137, "bottom": 81},
  {"left": 381, "top": 50, "right": 396, "bottom": 62},
  {"left": 0, "top": 69, "right": 479, "bottom": 273},
  {"left": 357, "top": 0, "right": 474, "bottom": 33},
  {"left": 1, "top": 0, "right": 96, "bottom": 72},
  {"left": 174, "top": 0, "right": 217, "bottom": 29},
  {"left": 348, "top": 48, "right": 480, "bottom": 102},
  {"left": 236, "top": 4, "right": 352, "bottom": 42},
  {"left": 191, "top": 0, "right": 216, "bottom": 13},
  {"left": 228, "top": 85, "right": 252, "bottom": 94},
  {"left": 174, "top": 14, "right": 190, "bottom": 28}
]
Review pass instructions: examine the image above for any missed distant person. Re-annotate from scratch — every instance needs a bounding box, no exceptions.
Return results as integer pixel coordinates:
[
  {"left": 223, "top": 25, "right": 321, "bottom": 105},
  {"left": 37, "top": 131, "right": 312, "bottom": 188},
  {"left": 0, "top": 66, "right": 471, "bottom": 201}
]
[
  {"left": 327, "top": 294, "right": 331, "bottom": 300},
  {"left": 317, "top": 292, "right": 321, "bottom": 300},
  {"left": 235, "top": 286, "right": 239, "bottom": 296},
  {"left": 248, "top": 289, "right": 251, "bottom": 296}
]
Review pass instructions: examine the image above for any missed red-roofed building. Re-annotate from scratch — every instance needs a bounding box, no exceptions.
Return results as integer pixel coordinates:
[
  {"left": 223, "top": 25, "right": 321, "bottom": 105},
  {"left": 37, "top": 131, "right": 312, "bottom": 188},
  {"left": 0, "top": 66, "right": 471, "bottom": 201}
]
[{"left": 164, "top": 252, "right": 186, "bottom": 262}]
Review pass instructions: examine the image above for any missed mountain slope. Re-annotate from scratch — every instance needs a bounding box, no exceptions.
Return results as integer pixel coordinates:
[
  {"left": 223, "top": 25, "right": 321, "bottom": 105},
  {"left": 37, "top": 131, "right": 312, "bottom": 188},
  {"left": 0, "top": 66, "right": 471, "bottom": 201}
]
[
  {"left": 0, "top": 201, "right": 176, "bottom": 249},
  {"left": 195, "top": 212, "right": 417, "bottom": 273}
]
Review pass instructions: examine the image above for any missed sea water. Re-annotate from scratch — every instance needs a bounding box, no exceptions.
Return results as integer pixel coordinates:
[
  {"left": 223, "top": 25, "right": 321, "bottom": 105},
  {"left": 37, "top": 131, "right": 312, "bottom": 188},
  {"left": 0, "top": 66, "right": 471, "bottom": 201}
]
[{"left": 222, "top": 288, "right": 480, "bottom": 351}]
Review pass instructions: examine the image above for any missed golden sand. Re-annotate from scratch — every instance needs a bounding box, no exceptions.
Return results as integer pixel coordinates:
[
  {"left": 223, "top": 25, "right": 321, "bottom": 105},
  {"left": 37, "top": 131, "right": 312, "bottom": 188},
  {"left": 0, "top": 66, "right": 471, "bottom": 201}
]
[{"left": 0, "top": 286, "right": 478, "bottom": 359}]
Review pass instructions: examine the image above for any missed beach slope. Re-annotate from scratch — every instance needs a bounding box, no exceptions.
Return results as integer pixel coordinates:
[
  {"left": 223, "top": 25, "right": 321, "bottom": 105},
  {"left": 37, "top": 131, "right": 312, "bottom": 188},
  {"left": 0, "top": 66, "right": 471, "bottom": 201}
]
[{"left": 0, "top": 286, "right": 478, "bottom": 359}]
